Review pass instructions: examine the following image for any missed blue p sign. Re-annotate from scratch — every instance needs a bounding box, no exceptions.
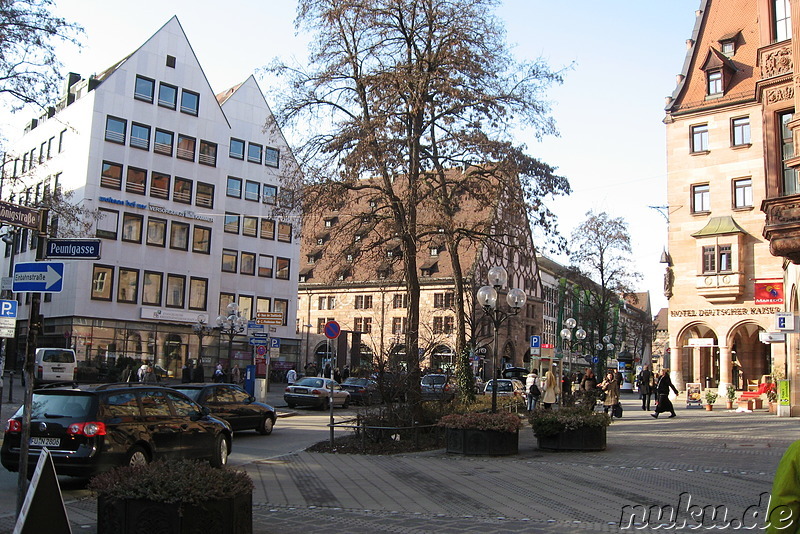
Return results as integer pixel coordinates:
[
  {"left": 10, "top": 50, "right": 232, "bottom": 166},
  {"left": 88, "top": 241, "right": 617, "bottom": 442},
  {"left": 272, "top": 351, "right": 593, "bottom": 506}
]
[
  {"left": 779, "top": 316, "right": 787, "bottom": 329},
  {"left": 0, "top": 300, "right": 17, "bottom": 318}
]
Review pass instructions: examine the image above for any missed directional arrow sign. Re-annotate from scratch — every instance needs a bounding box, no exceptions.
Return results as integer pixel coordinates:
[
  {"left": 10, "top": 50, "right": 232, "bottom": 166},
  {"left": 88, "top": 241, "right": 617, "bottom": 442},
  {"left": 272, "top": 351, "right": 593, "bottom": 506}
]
[{"left": 13, "top": 262, "right": 64, "bottom": 293}]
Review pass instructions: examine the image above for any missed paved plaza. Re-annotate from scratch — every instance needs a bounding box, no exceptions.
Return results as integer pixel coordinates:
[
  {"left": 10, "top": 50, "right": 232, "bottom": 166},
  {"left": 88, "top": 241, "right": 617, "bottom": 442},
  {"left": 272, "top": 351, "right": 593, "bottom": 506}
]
[{"left": 0, "top": 385, "right": 796, "bottom": 533}]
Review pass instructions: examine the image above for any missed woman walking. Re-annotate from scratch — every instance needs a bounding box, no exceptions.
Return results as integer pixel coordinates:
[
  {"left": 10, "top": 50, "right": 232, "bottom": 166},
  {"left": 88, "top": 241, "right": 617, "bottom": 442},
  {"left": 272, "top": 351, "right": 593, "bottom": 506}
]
[
  {"left": 651, "top": 368, "right": 679, "bottom": 418},
  {"left": 599, "top": 370, "right": 620, "bottom": 417},
  {"left": 541, "top": 370, "right": 560, "bottom": 410}
]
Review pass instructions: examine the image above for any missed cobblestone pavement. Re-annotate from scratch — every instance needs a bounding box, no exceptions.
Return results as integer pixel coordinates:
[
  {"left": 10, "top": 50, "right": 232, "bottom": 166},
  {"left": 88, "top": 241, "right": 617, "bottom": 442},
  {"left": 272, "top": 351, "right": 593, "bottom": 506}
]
[{"left": 1, "top": 393, "right": 796, "bottom": 533}]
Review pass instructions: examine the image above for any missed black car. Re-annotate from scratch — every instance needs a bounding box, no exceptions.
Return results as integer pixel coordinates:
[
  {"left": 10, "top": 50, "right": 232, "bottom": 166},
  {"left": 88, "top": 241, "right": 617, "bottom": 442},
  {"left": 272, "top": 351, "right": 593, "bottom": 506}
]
[
  {"left": 170, "top": 383, "right": 277, "bottom": 434},
  {"left": 1, "top": 383, "right": 232, "bottom": 478},
  {"left": 340, "top": 377, "right": 380, "bottom": 405}
]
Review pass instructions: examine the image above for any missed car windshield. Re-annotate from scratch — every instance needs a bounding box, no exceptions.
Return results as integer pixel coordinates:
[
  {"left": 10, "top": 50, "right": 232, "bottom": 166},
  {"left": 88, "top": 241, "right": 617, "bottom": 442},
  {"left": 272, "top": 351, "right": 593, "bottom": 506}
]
[
  {"left": 14, "top": 392, "right": 94, "bottom": 419},
  {"left": 296, "top": 377, "right": 325, "bottom": 388},
  {"left": 172, "top": 388, "right": 201, "bottom": 401},
  {"left": 486, "top": 381, "right": 512, "bottom": 392},
  {"left": 41, "top": 350, "right": 74, "bottom": 363},
  {"left": 422, "top": 375, "right": 447, "bottom": 385},
  {"left": 343, "top": 378, "right": 368, "bottom": 386}
]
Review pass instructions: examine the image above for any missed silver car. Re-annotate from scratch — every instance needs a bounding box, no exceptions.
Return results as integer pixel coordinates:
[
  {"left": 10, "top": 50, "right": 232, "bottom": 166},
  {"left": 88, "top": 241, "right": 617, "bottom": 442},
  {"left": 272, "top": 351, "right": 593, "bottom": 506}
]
[
  {"left": 420, "top": 374, "right": 457, "bottom": 401},
  {"left": 284, "top": 377, "right": 350, "bottom": 409},
  {"left": 484, "top": 378, "right": 526, "bottom": 398}
]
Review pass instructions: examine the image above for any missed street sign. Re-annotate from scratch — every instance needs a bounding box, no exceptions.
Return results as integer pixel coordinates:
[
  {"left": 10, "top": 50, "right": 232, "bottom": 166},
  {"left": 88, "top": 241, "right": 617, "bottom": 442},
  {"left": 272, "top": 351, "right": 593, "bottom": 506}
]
[
  {"left": 255, "top": 345, "right": 268, "bottom": 356},
  {"left": 269, "top": 337, "right": 281, "bottom": 349},
  {"left": 249, "top": 337, "right": 269, "bottom": 346},
  {"left": 256, "top": 312, "right": 283, "bottom": 325},
  {"left": 0, "top": 200, "right": 42, "bottom": 231},
  {"left": 0, "top": 300, "right": 17, "bottom": 318},
  {"left": 0, "top": 299, "right": 17, "bottom": 338},
  {"left": 530, "top": 335, "right": 541, "bottom": 348},
  {"left": 592, "top": 357, "right": 599, "bottom": 364},
  {"left": 13, "top": 262, "right": 64, "bottom": 293},
  {"left": 530, "top": 347, "right": 541, "bottom": 356},
  {"left": 324, "top": 320, "right": 341, "bottom": 339},
  {"left": 42, "top": 238, "right": 101, "bottom": 259},
  {"left": 252, "top": 332, "right": 268, "bottom": 338}
]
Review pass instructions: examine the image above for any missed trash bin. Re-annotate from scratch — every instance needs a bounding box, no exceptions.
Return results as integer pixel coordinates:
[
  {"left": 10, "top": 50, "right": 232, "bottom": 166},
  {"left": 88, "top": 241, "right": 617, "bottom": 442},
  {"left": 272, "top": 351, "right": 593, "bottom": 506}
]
[{"left": 244, "top": 365, "right": 256, "bottom": 397}]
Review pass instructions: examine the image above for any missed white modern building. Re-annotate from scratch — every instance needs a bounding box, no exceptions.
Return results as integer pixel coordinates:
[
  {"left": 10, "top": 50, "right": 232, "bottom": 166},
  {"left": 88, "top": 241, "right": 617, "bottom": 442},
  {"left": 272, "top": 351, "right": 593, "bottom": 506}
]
[{"left": 0, "top": 17, "right": 301, "bottom": 376}]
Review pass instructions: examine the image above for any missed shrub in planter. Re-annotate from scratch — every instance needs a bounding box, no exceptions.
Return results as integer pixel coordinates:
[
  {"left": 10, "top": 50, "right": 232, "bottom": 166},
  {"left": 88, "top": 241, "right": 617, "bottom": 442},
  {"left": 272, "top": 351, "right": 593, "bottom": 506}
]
[
  {"left": 438, "top": 411, "right": 523, "bottom": 455},
  {"left": 529, "top": 406, "right": 611, "bottom": 451},
  {"left": 89, "top": 460, "right": 253, "bottom": 534}
]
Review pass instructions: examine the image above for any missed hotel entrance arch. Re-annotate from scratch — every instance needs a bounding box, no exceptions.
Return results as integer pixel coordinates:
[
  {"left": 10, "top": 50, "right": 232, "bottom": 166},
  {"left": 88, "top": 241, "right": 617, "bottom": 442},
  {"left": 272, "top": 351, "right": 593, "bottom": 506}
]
[
  {"left": 676, "top": 323, "right": 719, "bottom": 388},
  {"left": 727, "top": 322, "right": 769, "bottom": 390}
]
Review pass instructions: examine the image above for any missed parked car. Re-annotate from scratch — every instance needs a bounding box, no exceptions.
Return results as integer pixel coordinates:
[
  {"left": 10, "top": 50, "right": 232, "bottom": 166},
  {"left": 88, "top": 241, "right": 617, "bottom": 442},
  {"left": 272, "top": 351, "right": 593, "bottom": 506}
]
[
  {"left": 284, "top": 377, "right": 350, "bottom": 409},
  {"left": 420, "top": 374, "right": 457, "bottom": 401},
  {"left": 171, "top": 383, "right": 277, "bottom": 434},
  {"left": 33, "top": 347, "right": 77, "bottom": 386},
  {"left": 501, "top": 367, "right": 528, "bottom": 381},
  {"left": 340, "top": 377, "right": 380, "bottom": 405},
  {"left": 1, "top": 383, "right": 232, "bottom": 478},
  {"left": 484, "top": 378, "right": 526, "bottom": 398}
]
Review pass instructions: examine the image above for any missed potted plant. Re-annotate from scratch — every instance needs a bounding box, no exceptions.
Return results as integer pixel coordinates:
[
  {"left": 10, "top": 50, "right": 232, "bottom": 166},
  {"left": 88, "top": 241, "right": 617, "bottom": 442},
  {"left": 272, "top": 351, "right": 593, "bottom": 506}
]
[
  {"left": 437, "top": 411, "right": 523, "bottom": 455},
  {"left": 765, "top": 383, "right": 778, "bottom": 414},
  {"left": 704, "top": 390, "right": 718, "bottom": 411},
  {"left": 529, "top": 405, "right": 611, "bottom": 451},
  {"left": 725, "top": 384, "right": 736, "bottom": 409},
  {"left": 89, "top": 459, "right": 254, "bottom": 534}
]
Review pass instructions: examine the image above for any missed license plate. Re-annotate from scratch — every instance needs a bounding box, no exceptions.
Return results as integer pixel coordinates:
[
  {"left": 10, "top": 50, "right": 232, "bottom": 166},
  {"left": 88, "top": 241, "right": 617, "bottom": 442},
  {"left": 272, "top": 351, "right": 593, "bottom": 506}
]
[
  {"left": 52, "top": 367, "right": 65, "bottom": 372},
  {"left": 30, "top": 437, "right": 60, "bottom": 447}
]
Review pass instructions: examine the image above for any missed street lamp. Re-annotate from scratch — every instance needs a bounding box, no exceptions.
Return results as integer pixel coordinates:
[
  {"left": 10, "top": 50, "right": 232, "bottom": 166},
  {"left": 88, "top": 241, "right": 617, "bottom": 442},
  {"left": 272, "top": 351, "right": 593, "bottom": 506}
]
[
  {"left": 595, "top": 334, "right": 615, "bottom": 375},
  {"left": 477, "top": 265, "right": 526, "bottom": 413},
  {"left": 559, "top": 317, "right": 586, "bottom": 378},
  {"left": 216, "top": 303, "right": 246, "bottom": 367},
  {"left": 192, "top": 317, "right": 213, "bottom": 366}
]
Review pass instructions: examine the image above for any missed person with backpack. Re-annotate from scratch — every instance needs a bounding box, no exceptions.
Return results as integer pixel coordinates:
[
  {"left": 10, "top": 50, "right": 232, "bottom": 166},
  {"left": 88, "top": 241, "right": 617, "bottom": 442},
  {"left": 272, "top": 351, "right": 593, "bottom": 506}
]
[{"left": 525, "top": 370, "right": 541, "bottom": 411}]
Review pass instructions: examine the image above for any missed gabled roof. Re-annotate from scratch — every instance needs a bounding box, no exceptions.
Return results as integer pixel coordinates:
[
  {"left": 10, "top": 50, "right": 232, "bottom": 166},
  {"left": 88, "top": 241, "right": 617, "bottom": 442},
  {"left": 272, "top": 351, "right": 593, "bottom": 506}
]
[{"left": 700, "top": 47, "right": 737, "bottom": 72}]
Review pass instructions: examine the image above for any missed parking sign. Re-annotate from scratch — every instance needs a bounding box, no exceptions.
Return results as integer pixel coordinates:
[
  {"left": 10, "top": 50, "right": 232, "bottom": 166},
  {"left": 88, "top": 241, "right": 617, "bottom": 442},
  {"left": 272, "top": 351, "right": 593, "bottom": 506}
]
[{"left": 530, "top": 335, "right": 541, "bottom": 348}]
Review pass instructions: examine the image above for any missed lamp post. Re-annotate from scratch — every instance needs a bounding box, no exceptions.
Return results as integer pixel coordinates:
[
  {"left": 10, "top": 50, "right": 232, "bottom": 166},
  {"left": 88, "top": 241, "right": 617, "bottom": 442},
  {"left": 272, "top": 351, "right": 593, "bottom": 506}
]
[
  {"left": 559, "top": 318, "right": 587, "bottom": 378},
  {"left": 595, "top": 334, "right": 615, "bottom": 376},
  {"left": 477, "top": 265, "right": 526, "bottom": 413},
  {"left": 216, "top": 303, "right": 246, "bottom": 367},
  {"left": 192, "top": 317, "right": 213, "bottom": 366}
]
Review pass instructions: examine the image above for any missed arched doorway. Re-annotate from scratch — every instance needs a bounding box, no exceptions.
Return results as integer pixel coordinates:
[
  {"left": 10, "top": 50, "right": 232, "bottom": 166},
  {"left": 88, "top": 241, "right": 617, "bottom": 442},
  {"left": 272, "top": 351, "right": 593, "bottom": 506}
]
[
  {"left": 314, "top": 342, "right": 335, "bottom": 375},
  {"left": 430, "top": 345, "right": 455, "bottom": 373},
  {"left": 729, "top": 322, "right": 769, "bottom": 390},
  {"left": 677, "top": 324, "right": 718, "bottom": 388}
]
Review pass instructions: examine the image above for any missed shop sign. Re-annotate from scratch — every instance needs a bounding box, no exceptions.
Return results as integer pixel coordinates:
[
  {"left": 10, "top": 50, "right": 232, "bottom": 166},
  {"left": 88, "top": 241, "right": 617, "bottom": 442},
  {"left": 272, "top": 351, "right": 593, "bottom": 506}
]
[
  {"left": 755, "top": 281, "right": 784, "bottom": 305},
  {"left": 141, "top": 307, "right": 208, "bottom": 324}
]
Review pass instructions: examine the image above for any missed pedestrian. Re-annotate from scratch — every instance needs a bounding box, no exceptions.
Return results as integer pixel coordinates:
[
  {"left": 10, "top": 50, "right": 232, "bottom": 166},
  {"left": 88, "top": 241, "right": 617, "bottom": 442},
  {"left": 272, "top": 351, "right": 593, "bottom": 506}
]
[
  {"left": 599, "top": 370, "right": 620, "bottom": 417},
  {"left": 766, "top": 439, "right": 800, "bottom": 533},
  {"left": 615, "top": 369, "right": 624, "bottom": 389},
  {"left": 181, "top": 361, "right": 193, "bottom": 383},
  {"left": 541, "top": 370, "right": 559, "bottom": 410},
  {"left": 525, "top": 370, "right": 540, "bottom": 411},
  {"left": 342, "top": 365, "right": 350, "bottom": 382},
  {"left": 323, "top": 363, "right": 332, "bottom": 378},
  {"left": 214, "top": 363, "right": 225, "bottom": 383},
  {"left": 286, "top": 367, "right": 297, "bottom": 385},
  {"left": 192, "top": 361, "right": 205, "bottom": 383},
  {"left": 580, "top": 368, "right": 598, "bottom": 390},
  {"left": 232, "top": 364, "right": 241, "bottom": 385},
  {"left": 333, "top": 367, "right": 341, "bottom": 383},
  {"left": 141, "top": 365, "right": 157, "bottom": 384},
  {"left": 638, "top": 364, "right": 655, "bottom": 411},
  {"left": 561, "top": 373, "right": 573, "bottom": 405},
  {"left": 651, "top": 368, "right": 679, "bottom": 419},
  {"left": 137, "top": 361, "right": 149, "bottom": 382},
  {"left": 121, "top": 364, "right": 133, "bottom": 383}
]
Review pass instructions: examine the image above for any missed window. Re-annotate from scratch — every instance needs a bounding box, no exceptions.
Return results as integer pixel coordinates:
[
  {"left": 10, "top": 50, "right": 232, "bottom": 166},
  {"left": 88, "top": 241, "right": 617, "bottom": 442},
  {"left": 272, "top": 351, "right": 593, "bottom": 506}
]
[
  {"left": 170, "top": 222, "right": 189, "bottom": 250},
  {"left": 219, "top": 293, "right": 236, "bottom": 316},
  {"left": 142, "top": 271, "right": 162, "bottom": 306},
  {"left": 721, "top": 40, "right": 735, "bottom": 55},
  {"left": 101, "top": 162, "right": 122, "bottom": 189},
  {"left": 224, "top": 213, "right": 240, "bottom": 234},
  {"left": 278, "top": 188, "right": 294, "bottom": 208},
  {"left": 91, "top": 265, "right": 114, "bottom": 300},
  {"left": 719, "top": 245, "right": 732, "bottom": 272},
  {"left": 105, "top": 116, "right": 126, "bottom": 144},
  {"left": 433, "top": 316, "right": 454, "bottom": 335},
  {"left": 189, "top": 277, "right": 208, "bottom": 310},
  {"left": 262, "top": 185, "right": 277, "bottom": 205},
  {"left": 247, "top": 143, "right": 262, "bottom": 163},
  {"left": 173, "top": 177, "right": 192, "bottom": 204},
  {"left": 177, "top": 135, "right": 196, "bottom": 161},
  {"left": 146, "top": 217, "right": 167, "bottom": 247},
  {"left": 180, "top": 90, "right": 199, "bottom": 115},
  {"left": 158, "top": 83, "right": 178, "bottom": 109},
  {"left": 166, "top": 55, "right": 176, "bottom": 68},
  {"left": 154, "top": 129, "right": 174, "bottom": 156},
  {"left": 260, "top": 219, "right": 275, "bottom": 239},
  {"left": 222, "top": 249, "right": 238, "bottom": 273},
  {"left": 196, "top": 182, "right": 214, "bottom": 208},
  {"left": 150, "top": 172, "right": 170, "bottom": 200},
  {"left": 781, "top": 111, "right": 798, "bottom": 195},
  {"left": 257, "top": 297, "right": 271, "bottom": 315},
  {"left": 121, "top": 213, "right": 143, "bottom": 243},
  {"left": 393, "top": 294, "right": 408, "bottom": 308},
  {"left": 775, "top": 0, "right": 792, "bottom": 42},
  {"left": 434, "top": 292, "right": 455, "bottom": 308},
  {"left": 732, "top": 117, "right": 750, "bottom": 146},
  {"left": 96, "top": 209, "right": 118, "bottom": 240},
  {"left": 354, "top": 295, "right": 373, "bottom": 309},
  {"left": 126, "top": 167, "right": 147, "bottom": 195},
  {"left": 277, "top": 222, "right": 292, "bottom": 242},
  {"left": 733, "top": 178, "right": 753, "bottom": 208},
  {"left": 166, "top": 274, "right": 186, "bottom": 308},
  {"left": 47, "top": 137, "right": 54, "bottom": 159},
  {"left": 273, "top": 299, "right": 288, "bottom": 326},
  {"left": 265, "top": 147, "right": 279, "bottom": 167},
  {"left": 130, "top": 123, "right": 151, "bottom": 150},
  {"left": 707, "top": 71, "right": 723, "bottom": 95},
  {"left": 703, "top": 246, "right": 716, "bottom": 273},
  {"left": 229, "top": 138, "right": 245, "bottom": 159},
  {"left": 134, "top": 75, "right": 155, "bottom": 102},
  {"left": 392, "top": 317, "right": 407, "bottom": 335},
  {"left": 192, "top": 226, "right": 211, "bottom": 254},
  {"left": 241, "top": 252, "right": 256, "bottom": 275},
  {"left": 258, "top": 255, "right": 273, "bottom": 277},
  {"left": 242, "top": 216, "right": 258, "bottom": 237},
  {"left": 199, "top": 140, "right": 217, "bottom": 166},
  {"left": 317, "top": 318, "right": 328, "bottom": 334},
  {"left": 117, "top": 268, "right": 139, "bottom": 303},
  {"left": 227, "top": 177, "right": 242, "bottom": 198},
  {"left": 702, "top": 245, "right": 733, "bottom": 274},
  {"left": 275, "top": 257, "right": 290, "bottom": 280},
  {"left": 318, "top": 296, "right": 336, "bottom": 310},
  {"left": 59, "top": 129, "right": 66, "bottom": 152},
  {"left": 692, "top": 184, "right": 710, "bottom": 213},
  {"left": 691, "top": 124, "right": 709, "bottom": 153},
  {"left": 245, "top": 181, "right": 260, "bottom": 201}
]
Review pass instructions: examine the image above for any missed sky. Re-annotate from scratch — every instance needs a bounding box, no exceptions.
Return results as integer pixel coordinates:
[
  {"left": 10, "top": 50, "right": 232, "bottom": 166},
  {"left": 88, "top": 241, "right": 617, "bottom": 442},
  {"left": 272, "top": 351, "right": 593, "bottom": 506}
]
[{"left": 7, "top": 0, "right": 702, "bottom": 314}]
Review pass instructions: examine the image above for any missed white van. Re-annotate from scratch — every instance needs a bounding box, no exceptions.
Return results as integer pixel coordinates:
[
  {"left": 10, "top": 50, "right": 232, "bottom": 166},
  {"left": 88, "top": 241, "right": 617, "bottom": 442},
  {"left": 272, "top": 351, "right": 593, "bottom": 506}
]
[{"left": 34, "top": 348, "right": 77, "bottom": 384}]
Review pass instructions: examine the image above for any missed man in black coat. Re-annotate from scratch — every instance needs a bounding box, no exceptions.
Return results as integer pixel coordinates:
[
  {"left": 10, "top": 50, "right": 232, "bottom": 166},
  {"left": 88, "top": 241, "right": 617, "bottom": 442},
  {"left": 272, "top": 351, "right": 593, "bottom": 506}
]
[
  {"left": 638, "top": 364, "right": 655, "bottom": 411},
  {"left": 651, "top": 368, "right": 679, "bottom": 418}
]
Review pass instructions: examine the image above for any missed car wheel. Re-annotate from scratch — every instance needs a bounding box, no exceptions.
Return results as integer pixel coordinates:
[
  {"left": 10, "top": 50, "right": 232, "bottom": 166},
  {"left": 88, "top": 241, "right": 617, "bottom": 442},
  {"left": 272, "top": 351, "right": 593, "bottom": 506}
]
[
  {"left": 342, "top": 397, "right": 350, "bottom": 409},
  {"left": 126, "top": 445, "right": 150, "bottom": 468},
  {"left": 257, "top": 416, "right": 274, "bottom": 435},
  {"left": 210, "top": 434, "right": 228, "bottom": 468}
]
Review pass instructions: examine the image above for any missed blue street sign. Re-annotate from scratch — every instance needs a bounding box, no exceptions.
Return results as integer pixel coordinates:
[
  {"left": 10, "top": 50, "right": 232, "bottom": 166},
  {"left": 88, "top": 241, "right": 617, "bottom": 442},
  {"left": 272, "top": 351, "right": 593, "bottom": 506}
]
[
  {"left": 13, "top": 262, "right": 64, "bottom": 293},
  {"left": 0, "top": 300, "right": 17, "bottom": 318},
  {"left": 530, "top": 335, "right": 541, "bottom": 349},
  {"left": 269, "top": 338, "right": 281, "bottom": 349},
  {"left": 249, "top": 338, "right": 269, "bottom": 346},
  {"left": 592, "top": 357, "right": 599, "bottom": 364},
  {"left": 43, "top": 238, "right": 101, "bottom": 259}
]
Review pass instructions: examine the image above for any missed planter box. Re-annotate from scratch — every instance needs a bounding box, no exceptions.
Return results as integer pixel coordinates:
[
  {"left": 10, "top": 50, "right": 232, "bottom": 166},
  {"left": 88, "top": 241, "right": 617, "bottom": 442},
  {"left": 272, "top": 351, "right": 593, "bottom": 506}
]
[
  {"left": 98, "top": 493, "right": 253, "bottom": 534},
  {"left": 445, "top": 428, "right": 518, "bottom": 455},
  {"left": 536, "top": 426, "right": 607, "bottom": 451}
]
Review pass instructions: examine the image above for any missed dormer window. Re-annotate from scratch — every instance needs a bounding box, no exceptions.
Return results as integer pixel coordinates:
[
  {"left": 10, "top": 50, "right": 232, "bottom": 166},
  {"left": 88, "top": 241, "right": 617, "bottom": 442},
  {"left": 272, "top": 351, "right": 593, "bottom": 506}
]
[
  {"left": 700, "top": 48, "right": 735, "bottom": 98},
  {"left": 708, "top": 70, "right": 723, "bottom": 95},
  {"left": 354, "top": 234, "right": 362, "bottom": 242},
  {"left": 430, "top": 247, "right": 439, "bottom": 256},
  {"left": 721, "top": 41, "right": 734, "bottom": 55}
]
